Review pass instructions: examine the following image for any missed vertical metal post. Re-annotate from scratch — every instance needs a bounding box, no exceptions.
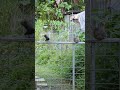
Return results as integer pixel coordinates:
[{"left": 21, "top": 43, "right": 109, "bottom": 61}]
[
  {"left": 49, "top": 86, "right": 51, "bottom": 90},
  {"left": 118, "top": 42, "right": 120, "bottom": 90},
  {"left": 91, "top": 42, "right": 95, "bottom": 90},
  {"left": 71, "top": 0, "right": 75, "bottom": 88},
  {"left": 60, "top": 40, "right": 62, "bottom": 90},
  {"left": 72, "top": 44, "right": 75, "bottom": 90}
]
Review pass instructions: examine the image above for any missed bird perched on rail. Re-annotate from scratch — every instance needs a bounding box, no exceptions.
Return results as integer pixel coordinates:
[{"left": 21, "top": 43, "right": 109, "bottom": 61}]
[
  {"left": 73, "top": 34, "right": 80, "bottom": 43},
  {"left": 93, "top": 23, "right": 107, "bottom": 41},
  {"left": 44, "top": 34, "right": 50, "bottom": 41},
  {"left": 20, "top": 20, "right": 34, "bottom": 38},
  {"left": 74, "top": 37, "right": 80, "bottom": 43}
]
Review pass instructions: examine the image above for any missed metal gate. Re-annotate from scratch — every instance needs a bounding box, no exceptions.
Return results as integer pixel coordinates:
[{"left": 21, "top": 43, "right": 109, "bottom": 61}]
[
  {"left": 35, "top": 40, "right": 85, "bottom": 90},
  {"left": 35, "top": 13, "right": 85, "bottom": 90}
]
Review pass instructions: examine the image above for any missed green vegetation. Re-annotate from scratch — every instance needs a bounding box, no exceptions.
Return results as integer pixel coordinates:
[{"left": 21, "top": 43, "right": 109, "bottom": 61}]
[
  {"left": 89, "top": 5, "right": 120, "bottom": 90},
  {"left": 92, "top": 8, "right": 120, "bottom": 38},
  {"left": 35, "top": 0, "right": 85, "bottom": 89},
  {"left": 0, "top": 0, "right": 34, "bottom": 89}
]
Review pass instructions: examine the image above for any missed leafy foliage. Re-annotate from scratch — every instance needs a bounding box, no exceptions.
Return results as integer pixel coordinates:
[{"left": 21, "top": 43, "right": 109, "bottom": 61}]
[
  {"left": 92, "top": 8, "right": 120, "bottom": 38},
  {"left": 0, "top": 0, "right": 34, "bottom": 89},
  {"left": 36, "top": 0, "right": 72, "bottom": 21},
  {"left": 35, "top": 1, "right": 85, "bottom": 90}
]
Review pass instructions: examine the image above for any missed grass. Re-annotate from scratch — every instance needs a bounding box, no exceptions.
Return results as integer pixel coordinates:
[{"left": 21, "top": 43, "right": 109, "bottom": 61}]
[{"left": 35, "top": 65, "right": 62, "bottom": 79}]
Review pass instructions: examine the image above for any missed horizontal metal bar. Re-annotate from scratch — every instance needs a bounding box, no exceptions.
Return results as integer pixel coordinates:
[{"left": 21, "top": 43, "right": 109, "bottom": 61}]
[
  {"left": 89, "top": 69, "right": 119, "bottom": 71},
  {"left": 87, "top": 83, "right": 119, "bottom": 86},
  {"left": 1, "top": 36, "right": 119, "bottom": 43},
  {"left": 86, "top": 38, "right": 120, "bottom": 43},
  {"left": 95, "top": 83, "right": 119, "bottom": 85},
  {"left": 37, "top": 41, "right": 85, "bottom": 44},
  {"left": 0, "top": 36, "right": 34, "bottom": 42},
  {"left": 96, "top": 55, "right": 119, "bottom": 56},
  {"left": 37, "top": 38, "right": 120, "bottom": 44}
]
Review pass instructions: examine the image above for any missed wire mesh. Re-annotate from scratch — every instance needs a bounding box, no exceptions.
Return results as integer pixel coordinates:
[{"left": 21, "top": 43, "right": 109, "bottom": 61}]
[
  {"left": 0, "top": 40, "right": 34, "bottom": 89},
  {"left": 35, "top": 9, "right": 85, "bottom": 89},
  {"left": 35, "top": 42, "right": 85, "bottom": 90},
  {"left": 86, "top": 0, "right": 120, "bottom": 90},
  {"left": 0, "top": 0, "right": 35, "bottom": 89},
  {"left": 94, "top": 42, "right": 120, "bottom": 90}
]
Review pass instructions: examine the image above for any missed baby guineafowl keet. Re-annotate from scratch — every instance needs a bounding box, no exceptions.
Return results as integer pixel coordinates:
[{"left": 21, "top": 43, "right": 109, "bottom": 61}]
[
  {"left": 74, "top": 37, "right": 80, "bottom": 43},
  {"left": 93, "top": 23, "right": 107, "bottom": 40},
  {"left": 73, "top": 34, "right": 80, "bottom": 43},
  {"left": 20, "top": 20, "right": 34, "bottom": 38}
]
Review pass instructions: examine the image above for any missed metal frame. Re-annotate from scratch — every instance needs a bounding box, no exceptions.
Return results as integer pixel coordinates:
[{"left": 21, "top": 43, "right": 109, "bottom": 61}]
[
  {"left": 36, "top": 38, "right": 120, "bottom": 90},
  {"left": 0, "top": 36, "right": 34, "bottom": 42},
  {"left": 88, "top": 38, "right": 120, "bottom": 90},
  {"left": 36, "top": 40, "right": 85, "bottom": 90}
]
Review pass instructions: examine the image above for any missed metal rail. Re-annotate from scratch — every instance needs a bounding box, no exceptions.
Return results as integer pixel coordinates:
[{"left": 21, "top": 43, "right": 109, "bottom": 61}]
[
  {"left": 0, "top": 36, "right": 34, "bottom": 42},
  {"left": 72, "top": 45, "right": 75, "bottom": 90},
  {"left": 37, "top": 41, "right": 85, "bottom": 44},
  {"left": 86, "top": 38, "right": 120, "bottom": 43},
  {"left": 37, "top": 38, "right": 120, "bottom": 44}
]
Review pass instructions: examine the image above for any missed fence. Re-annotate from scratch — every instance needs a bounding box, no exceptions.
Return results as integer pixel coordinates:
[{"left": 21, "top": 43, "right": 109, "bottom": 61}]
[
  {"left": 36, "top": 40, "right": 85, "bottom": 90},
  {"left": 86, "top": 38, "right": 120, "bottom": 90},
  {"left": 86, "top": 0, "right": 120, "bottom": 89},
  {"left": 0, "top": 36, "right": 34, "bottom": 89}
]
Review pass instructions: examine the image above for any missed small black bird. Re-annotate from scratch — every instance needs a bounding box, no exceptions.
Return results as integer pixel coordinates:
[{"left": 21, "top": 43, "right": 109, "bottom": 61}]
[
  {"left": 44, "top": 34, "right": 50, "bottom": 41},
  {"left": 20, "top": 20, "right": 35, "bottom": 38}
]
